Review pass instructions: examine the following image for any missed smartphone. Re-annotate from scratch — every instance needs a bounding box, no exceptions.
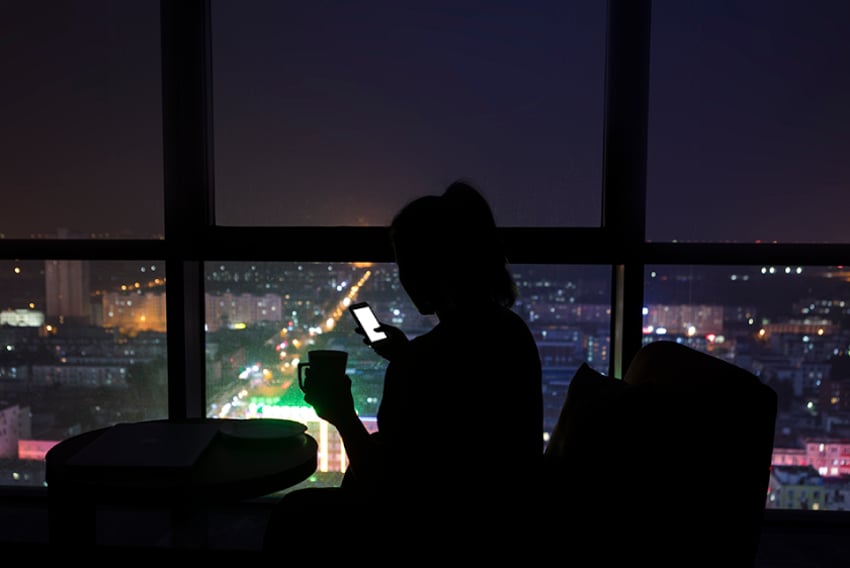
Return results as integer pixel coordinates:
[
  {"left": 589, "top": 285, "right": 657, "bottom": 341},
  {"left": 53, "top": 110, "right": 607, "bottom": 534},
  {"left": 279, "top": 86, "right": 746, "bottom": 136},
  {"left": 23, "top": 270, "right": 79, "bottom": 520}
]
[{"left": 349, "top": 301, "right": 388, "bottom": 344}]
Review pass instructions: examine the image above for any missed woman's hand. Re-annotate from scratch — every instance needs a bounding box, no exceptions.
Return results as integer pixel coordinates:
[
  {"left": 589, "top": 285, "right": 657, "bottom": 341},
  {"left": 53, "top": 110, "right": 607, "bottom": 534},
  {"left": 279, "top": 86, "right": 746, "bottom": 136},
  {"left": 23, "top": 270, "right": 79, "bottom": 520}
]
[
  {"left": 356, "top": 323, "right": 409, "bottom": 361},
  {"left": 302, "top": 371, "right": 356, "bottom": 427}
]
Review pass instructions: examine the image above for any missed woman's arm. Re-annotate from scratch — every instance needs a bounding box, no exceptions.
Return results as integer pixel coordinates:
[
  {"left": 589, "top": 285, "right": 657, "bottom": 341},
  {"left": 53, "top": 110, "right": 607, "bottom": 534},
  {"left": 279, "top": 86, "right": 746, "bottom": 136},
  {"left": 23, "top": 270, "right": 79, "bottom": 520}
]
[{"left": 303, "top": 374, "right": 385, "bottom": 486}]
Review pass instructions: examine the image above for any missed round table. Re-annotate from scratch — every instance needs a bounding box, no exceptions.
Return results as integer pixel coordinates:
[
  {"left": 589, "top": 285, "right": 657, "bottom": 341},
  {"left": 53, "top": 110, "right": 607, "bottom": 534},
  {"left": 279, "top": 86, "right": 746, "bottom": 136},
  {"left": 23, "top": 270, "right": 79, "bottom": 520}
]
[{"left": 45, "top": 418, "right": 318, "bottom": 548}]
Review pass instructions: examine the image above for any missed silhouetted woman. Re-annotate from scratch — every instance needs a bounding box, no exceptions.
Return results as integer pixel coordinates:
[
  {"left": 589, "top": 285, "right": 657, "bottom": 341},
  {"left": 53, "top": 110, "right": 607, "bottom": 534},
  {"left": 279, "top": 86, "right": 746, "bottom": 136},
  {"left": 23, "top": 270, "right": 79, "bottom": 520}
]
[{"left": 263, "top": 180, "right": 542, "bottom": 550}]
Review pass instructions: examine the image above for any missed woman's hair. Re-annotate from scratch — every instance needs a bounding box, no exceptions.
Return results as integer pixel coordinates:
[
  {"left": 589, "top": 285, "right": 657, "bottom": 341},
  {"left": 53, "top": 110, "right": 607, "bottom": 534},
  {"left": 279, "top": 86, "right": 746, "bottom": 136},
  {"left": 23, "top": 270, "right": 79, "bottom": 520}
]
[{"left": 390, "top": 180, "right": 518, "bottom": 308}]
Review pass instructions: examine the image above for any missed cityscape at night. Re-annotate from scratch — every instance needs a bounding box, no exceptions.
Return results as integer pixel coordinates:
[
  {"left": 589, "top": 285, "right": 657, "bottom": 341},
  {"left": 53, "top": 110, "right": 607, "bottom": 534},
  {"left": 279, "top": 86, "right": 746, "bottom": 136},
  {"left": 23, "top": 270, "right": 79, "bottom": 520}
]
[{"left": 3, "top": 259, "right": 850, "bottom": 508}]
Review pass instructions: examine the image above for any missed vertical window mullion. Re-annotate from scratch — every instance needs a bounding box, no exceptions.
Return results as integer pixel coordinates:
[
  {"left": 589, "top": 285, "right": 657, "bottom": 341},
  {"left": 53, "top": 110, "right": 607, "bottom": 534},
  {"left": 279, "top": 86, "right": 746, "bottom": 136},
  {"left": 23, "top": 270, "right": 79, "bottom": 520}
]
[
  {"left": 160, "top": 0, "right": 215, "bottom": 418},
  {"left": 602, "top": 0, "right": 652, "bottom": 376}
]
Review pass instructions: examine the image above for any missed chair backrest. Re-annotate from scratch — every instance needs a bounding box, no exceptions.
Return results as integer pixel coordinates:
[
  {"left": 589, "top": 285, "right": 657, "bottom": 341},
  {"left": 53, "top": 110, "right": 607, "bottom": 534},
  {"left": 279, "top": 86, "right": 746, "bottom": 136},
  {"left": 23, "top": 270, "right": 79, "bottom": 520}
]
[{"left": 543, "top": 341, "right": 778, "bottom": 565}]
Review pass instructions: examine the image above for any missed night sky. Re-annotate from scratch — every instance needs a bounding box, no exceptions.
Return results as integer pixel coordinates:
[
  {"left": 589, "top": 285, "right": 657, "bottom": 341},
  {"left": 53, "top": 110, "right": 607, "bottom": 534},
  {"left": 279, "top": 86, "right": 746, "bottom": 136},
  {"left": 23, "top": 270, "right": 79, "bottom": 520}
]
[{"left": 1, "top": 1, "right": 848, "bottom": 243}]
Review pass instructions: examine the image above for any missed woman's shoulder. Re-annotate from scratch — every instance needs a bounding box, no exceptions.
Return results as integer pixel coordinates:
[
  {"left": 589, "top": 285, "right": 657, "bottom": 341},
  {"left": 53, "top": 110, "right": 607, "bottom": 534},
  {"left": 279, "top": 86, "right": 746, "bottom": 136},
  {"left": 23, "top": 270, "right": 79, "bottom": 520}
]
[
  {"left": 488, "top": 305, "right": 536, "bottom": 339},
  {"left": 439, "top": 306, "right": 537, "bottom": 355},
  {"left": 403, "top": 305, "right": 535, "bottom": 351}
]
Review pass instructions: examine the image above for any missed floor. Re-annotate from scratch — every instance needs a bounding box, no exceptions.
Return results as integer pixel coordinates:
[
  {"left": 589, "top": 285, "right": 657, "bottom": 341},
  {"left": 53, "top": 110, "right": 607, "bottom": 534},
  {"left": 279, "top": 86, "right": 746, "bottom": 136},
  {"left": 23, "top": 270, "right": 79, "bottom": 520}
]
[{"left": 3, "top": 499, "right": 850, "bottom": 566}]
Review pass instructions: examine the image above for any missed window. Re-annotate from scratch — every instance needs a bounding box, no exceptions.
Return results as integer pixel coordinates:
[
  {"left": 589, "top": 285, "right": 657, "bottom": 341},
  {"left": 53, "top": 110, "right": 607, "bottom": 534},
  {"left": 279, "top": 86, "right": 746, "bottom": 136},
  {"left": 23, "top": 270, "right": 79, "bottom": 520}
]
[
  {"left": 0, "top": 1, "right": 166, "bottom": 488},
  {"left": 643, "top": 263, "right": 850, "bottom": 494},
  {"left": 210, "top": 0, "right": 607, "bottom": 228},
  {"left": 0, "top": 1, "right": 163, "bottom": 239},
  {"left": 647, "top": 0, "right": 850, "bottom": 243},
  {"left": 203, "top": 262, "right": 610, "bottom": 489},
  {"left": 1, "top": 0, "right": 848, "bottom": 543}
]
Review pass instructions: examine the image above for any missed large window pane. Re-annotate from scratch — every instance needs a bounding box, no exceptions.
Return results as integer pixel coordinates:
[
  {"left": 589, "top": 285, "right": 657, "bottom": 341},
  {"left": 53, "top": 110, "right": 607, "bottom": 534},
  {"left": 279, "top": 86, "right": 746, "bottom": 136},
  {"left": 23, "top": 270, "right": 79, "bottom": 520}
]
[
  {"left": 204, "top": 261, "right": 610, "bottom": 488},
  {"left": 211, "top": 1, "right": 606, "bottom": 228},
  {"left": 644, "top": 264, "right": 850, "bottom": 511},
  {"left": 0, "top": 1, "right": 163, "bottom": 239},
  {"left": 647, "top": 1, "right": 850, "bottom": 243},
  {"left": 517, "top": 264, "right": 612, "bottom": 449},
  {"left": 204, "top": 261, "right": 425, "bottom": 486},
  {"left": 0, "top": 260, "right": 167, "bottom": 488}
]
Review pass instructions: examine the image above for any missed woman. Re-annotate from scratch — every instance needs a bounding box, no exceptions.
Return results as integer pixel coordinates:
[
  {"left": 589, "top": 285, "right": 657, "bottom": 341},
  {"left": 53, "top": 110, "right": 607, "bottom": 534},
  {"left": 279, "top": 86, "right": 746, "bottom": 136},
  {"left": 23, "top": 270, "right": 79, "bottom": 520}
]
[{"left": 264, "top": 180, "right": 542, "bottom": 549}]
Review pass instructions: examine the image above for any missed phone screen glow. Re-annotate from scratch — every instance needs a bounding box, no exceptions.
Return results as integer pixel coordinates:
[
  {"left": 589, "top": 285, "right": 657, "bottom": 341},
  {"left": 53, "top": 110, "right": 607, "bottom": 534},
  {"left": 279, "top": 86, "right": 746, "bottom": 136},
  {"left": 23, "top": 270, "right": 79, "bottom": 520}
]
[{"left": 352, "top": 305, "right": 388, "bottom": 343}]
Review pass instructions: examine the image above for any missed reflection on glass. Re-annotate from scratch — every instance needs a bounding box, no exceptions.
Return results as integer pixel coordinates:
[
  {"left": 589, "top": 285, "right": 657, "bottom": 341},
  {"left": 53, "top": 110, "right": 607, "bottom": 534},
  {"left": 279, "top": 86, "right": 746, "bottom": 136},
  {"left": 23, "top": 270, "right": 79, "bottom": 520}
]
[
  {"left": 203, "top": 262, "right": 610, "bottom": 488},
  {"left": 0, "top": 260, "right": 167, "bottom": 488},
  {"left": 644, "top": 264, "right": 850, "bottom": 511}
]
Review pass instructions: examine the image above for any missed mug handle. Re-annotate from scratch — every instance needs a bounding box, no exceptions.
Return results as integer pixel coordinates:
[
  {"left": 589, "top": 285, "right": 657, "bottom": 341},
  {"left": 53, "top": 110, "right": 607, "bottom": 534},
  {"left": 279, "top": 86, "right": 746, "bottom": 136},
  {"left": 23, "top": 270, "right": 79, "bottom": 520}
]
[{"left": 297, "top": 361, "right": 310, "bottom": 392}]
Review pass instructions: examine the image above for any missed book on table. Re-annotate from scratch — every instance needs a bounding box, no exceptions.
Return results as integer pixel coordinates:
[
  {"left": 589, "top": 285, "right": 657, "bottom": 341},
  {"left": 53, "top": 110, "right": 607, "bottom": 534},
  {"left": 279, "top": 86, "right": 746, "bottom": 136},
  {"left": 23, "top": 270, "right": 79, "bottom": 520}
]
[{"left": 65, "top": 421, "right": 221, "bottom": 476}]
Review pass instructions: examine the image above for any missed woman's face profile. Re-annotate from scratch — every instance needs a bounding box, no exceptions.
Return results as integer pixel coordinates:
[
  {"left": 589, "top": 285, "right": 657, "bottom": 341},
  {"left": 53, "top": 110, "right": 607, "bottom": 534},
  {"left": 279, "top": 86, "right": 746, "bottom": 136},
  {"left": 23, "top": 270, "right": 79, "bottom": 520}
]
[{"left": 394, "top": 242, "right": 436, "bottom": 315}]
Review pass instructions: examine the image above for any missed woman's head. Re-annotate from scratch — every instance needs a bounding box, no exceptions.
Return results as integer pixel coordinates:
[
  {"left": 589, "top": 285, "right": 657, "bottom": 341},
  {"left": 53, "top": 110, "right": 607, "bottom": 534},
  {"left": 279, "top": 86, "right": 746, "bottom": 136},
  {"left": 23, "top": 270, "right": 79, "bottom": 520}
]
[{"left": 390, "top": 180, "right": 517, "bottom": 314}]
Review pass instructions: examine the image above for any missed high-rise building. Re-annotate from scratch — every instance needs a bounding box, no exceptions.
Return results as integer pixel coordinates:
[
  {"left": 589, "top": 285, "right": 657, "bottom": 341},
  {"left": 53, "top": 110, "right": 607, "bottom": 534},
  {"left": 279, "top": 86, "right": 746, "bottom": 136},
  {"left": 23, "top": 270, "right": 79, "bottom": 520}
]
[{"left": 44, "top": 259, "right": 92, "bottom": 326}]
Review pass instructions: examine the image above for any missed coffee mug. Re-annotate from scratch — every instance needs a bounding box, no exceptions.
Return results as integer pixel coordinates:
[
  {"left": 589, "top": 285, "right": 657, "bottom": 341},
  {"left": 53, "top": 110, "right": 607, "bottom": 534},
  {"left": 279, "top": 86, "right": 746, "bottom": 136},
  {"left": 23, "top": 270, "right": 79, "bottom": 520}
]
[{"left": 297, "top": 349, "right": 348, "bottom": 393}]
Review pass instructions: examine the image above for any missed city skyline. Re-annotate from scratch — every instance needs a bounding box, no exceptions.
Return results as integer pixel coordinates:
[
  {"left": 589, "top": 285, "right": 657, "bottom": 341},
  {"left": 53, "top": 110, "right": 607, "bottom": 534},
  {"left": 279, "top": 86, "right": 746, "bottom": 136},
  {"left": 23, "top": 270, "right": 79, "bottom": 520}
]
[{"left": 4, "top": 259, "right": 850, "bottom": 495}]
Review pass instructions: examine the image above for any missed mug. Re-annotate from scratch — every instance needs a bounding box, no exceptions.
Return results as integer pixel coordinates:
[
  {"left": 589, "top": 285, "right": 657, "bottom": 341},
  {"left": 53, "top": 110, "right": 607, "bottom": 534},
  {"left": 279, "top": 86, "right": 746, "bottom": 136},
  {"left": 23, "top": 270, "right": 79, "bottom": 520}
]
[{"left": 297, "top": 349, "right": 348, "bottom": 393}]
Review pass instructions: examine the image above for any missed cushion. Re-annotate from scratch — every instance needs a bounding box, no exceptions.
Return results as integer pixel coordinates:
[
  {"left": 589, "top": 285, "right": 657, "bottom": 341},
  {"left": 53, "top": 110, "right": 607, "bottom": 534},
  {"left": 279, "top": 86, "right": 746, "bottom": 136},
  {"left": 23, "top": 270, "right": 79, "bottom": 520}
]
[{"left": 544, "top": 362, "right": 628, "bottom": 466}]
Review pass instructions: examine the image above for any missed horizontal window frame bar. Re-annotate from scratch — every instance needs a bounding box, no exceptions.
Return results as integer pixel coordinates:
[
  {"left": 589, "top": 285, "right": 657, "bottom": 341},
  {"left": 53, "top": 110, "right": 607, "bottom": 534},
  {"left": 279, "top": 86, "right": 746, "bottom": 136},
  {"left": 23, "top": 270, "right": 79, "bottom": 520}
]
[
  {"left": 642, "top": 242, "right": 850, "bottom": 267},
  {"left": 3, "top": 230, "right": 850, "bottom": 267}
]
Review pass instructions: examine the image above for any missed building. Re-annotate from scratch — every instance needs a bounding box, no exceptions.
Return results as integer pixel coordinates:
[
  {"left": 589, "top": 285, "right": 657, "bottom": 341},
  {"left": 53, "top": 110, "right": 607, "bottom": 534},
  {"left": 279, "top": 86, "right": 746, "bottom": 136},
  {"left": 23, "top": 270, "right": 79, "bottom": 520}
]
[
  {"left": 44, "top": 259, "right": 91, "bottom": 326},
  {"left": 0, "top": 403, "right": 22, "bottom": 459},
  {"left": 803, "top": 439, "right": 850, "bottom": 478},
  {"left": 767, "top": 465, "right": 825, "bottom": 510}
]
